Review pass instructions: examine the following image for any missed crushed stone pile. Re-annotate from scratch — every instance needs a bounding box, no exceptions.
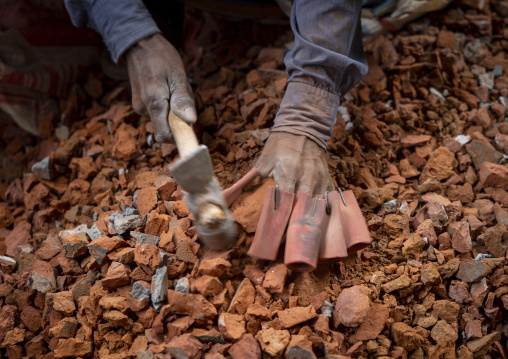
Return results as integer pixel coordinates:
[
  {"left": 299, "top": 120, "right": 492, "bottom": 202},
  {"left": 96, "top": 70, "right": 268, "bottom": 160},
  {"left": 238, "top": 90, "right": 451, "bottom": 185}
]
[{"left": 0, "top": 1, "right": 508, "bottom": 358}]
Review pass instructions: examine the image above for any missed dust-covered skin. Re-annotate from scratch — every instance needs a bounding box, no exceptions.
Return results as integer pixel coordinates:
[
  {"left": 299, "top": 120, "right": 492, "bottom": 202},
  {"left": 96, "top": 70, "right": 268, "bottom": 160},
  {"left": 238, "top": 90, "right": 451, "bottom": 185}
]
[
  {"left": 254, "top": 132, "right": 335, "bottom": 197},
  {"left": 126, "top": 33, "right": 197, "bottom": 143}
]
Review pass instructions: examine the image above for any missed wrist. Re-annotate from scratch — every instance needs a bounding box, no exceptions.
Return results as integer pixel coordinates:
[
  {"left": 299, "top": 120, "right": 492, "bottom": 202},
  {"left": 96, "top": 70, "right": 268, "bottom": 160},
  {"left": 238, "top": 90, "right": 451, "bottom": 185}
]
[
  {"left": 126, "top": 33, "right": 164, "bottom": 59},
  {"left": 271, "top": 82, "right": 340, "bottom": 150}
]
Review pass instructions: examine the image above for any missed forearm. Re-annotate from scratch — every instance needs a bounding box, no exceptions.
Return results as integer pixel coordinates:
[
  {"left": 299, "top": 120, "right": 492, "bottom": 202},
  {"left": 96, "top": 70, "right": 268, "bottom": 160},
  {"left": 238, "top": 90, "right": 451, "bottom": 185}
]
[
  {"left": 64, "top": 0, "right": 161, "bottom": 63},
  {"left": 272, "top": 0, "right": 368, "bottom": 149}
]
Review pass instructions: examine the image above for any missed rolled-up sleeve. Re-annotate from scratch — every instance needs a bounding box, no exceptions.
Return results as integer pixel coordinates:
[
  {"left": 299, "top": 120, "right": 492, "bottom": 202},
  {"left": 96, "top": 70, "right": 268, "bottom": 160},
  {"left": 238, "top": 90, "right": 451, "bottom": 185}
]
[
  {"left": 64, "top": 0, "right": 161, "bottom": 63},
  {"left": 272, "top": 0, "right": 368, "bottom": 149}
]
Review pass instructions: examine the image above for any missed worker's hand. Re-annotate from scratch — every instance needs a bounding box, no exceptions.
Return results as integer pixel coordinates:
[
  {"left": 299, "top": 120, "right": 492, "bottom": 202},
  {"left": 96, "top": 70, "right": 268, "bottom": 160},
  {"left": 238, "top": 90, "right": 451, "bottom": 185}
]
[
  {"left": 254, "top": 132, "right": 334, "bottom": 196},
  {"left": 224, "top": 131, "right": 372, "bottom": 271},
  {"left": 126, "top": 33, "right": 197, "bottom": 143},
  {"left": 223, "top": 131, "right": 342, "bottom": 272}
]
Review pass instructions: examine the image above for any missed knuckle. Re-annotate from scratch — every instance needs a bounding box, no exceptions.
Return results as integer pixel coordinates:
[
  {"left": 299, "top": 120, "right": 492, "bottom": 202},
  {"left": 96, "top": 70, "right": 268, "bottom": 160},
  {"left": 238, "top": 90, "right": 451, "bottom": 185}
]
[
  {"left": 170, "top": 78, "right": 192, "bottom": 96},
  {"left": 280, "top": 156, "right": 299, "bottom": 172},
  {"left": 131, "top": 100, "right": 145, "bottom": 115},
  {"left": 147, "top": 100, "right": 164, "bottom": 114},
  {"left": 318, "top": 165, "right": 328, "bottom": 179},
  {"left": 141, "top": 87, "right": 168, "bottom": 106},
  {"left": 154, "top": 132, "right": 172, "bottom": 143},
  {"left": 140, "top": 92, "right": 154, "bottom": 106},
  {"left": 171, "top": 72, "right": 188, "bottom": 85}
]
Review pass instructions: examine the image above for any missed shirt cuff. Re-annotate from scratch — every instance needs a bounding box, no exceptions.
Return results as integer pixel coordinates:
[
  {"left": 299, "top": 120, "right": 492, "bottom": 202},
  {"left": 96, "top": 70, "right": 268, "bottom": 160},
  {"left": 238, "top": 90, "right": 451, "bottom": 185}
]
[
  {"left": 89, "top": 0, "right": 161, "bottom": 63},
  {"left": 271, "top": 81, "right": 340, "bottom": 150}
]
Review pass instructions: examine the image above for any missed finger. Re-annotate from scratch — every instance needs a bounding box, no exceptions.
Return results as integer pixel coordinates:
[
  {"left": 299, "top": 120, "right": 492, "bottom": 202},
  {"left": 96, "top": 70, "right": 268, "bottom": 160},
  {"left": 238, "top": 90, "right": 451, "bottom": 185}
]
[
  {"left": 325, "top": 175, "right": 335, "bottom": 192},
  {"left": 313, "top": 168, "right": 334, "bottom": 195},
  {"left": 143, "top": 87, "right": 172, "bottom": 143},
  {"left": 320, "top": 154, "right": 335, "bottom": 193},
  {"left": 273, "top": 156, "right": 300, "bottom": 193},
  {"left": 319, "top": 191, "right": 348, "bottom": 261},
  {"left": 222, "top": 168, "right": 261, "bottom": 206},
  {"left": 127, "top": 66, "right": 148, "bottom": 118},
  {"left": 253, "top": 139, "right": 276, "bottom": 178},
  {"left": 170, "top": 76, "right": 197, "bottom": 125},
  {"left": 299, "top": 139, "right": 331, "bottom": 195},
  {"left": 253, "top": 151, "right": 274, "bottom": 179},
  {"left": 248, "top": 185, "right": 295, "bottom": 261},
  {"left": 256, "top": 133, "right": 305, "bottom": 192},
  {"left": 285, "top": 191, "right": 327, "bottom": 272},
  {"left": 296, "top": 158, "right": 319, "bottom": 196}
]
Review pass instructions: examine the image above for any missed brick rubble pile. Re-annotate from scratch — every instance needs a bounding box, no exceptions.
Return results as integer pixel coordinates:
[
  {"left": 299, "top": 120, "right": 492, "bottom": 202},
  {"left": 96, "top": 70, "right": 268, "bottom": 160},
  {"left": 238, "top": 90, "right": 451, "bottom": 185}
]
[{"left": 0, "top": 1, "right": 508, "bottom": 358}]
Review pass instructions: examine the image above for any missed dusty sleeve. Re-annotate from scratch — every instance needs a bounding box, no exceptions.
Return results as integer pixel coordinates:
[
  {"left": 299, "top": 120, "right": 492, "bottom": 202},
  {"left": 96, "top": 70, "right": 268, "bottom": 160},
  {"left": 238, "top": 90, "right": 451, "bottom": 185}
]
[
  {"left": 271, "top": 0, "right": 368, "bottom": 149},
  {"left": 64, "top": 0, "right": 161, "bottom": 63}
]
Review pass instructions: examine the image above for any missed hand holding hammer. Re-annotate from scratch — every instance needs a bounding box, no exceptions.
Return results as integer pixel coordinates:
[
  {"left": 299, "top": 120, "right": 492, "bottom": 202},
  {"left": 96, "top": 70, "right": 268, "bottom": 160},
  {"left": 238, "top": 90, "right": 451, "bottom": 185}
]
[{"left": 167, "top": 110, "right": 236, "bottom": 250}]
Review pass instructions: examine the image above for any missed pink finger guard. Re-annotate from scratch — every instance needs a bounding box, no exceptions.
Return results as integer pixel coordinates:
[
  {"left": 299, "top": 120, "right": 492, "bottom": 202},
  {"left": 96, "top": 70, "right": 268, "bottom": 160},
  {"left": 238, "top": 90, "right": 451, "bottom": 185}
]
[
  {"left": 247, "top": 186, "right": 295, "bottom": 261},
  {"left": 318, "top": 191, "right": 348, "bottom": 262},
  {"left": 223, "top": 168, "right": 261, "bottom": 206},
  {"left": 319, "top": 189, "right": 372, "bottom": 262},
  {"left": 224, "top": 172, "right": 372, "bottom": 271},
  {"left": 284, "top": 192, "right": 328, "bottom": 272},
  {"left": 248, "top": 188, "right": 372, "bottom": 272},
  {"left": 340, "top": 190, "right": 373, "bottom": 253}
]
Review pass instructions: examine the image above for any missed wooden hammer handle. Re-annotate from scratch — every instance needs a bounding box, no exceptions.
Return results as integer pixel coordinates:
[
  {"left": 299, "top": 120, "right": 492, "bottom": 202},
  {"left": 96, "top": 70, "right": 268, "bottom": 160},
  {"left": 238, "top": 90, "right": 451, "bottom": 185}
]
[{"left": 168, "top": 110, "right": 199, "bottom": 159}]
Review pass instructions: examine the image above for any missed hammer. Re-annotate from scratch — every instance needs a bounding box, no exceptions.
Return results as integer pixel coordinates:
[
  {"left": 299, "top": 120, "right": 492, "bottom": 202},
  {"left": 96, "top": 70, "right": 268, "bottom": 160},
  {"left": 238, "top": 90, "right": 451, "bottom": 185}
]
[{"left": 167, "top": 110, "right": 236, "bottom": 250}]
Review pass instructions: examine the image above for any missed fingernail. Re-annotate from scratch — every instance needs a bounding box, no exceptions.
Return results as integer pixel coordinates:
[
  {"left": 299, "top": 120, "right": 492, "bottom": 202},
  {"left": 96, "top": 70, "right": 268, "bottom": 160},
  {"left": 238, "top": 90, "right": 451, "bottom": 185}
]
[{"left": 183, "top": 107, "right": 197, "bottom": 123}]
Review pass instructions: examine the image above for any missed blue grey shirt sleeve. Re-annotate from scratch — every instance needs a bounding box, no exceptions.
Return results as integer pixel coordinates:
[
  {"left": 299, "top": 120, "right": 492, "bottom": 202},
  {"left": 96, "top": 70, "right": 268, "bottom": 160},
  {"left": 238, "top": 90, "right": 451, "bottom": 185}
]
[
  {"left": 272, "top": 0, "right": 368, "bottom": 149},
  {"left": 64, "top": 0, "right": 161, "bottom": 63}
]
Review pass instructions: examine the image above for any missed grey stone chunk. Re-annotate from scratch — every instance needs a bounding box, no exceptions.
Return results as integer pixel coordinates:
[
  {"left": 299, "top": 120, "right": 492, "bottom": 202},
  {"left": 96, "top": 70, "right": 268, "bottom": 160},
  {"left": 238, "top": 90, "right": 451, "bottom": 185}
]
[
  {"left": 475, "top": 253, "right": 492, "bottom": 261},
  {"left": 493, "top": 65, "right": 503, "bottom": 77},
  {"left": 55, "top": 126, "right": 69, "bottom": 140},
  {"left": 478, "top": 72, "right": 494, "bottom": 90},
  {"left": 28, "top": 263, "right": 57, "bottom": 293},
  {"left": 109, "top": 211, "right": 123, "bottom": 223},
  {"left": 123, "top": 206, "right": 138, "bottom": 216},
  {"left": 133, "top": 191, "right": 138, "bottom": 208},
  {"left": 153, "top": 302, "right": 163, "bottom": 312},
  {"left": 174, "top": 277, "right": 190, "bottom": 294},
  {"left": 31, "top": 157, "right": 54, "bottom": 180},
  {"left": 131, "top": 281, "right": 151, "bottom": 301},
  {"left": 471, "top": 66, "right": 486, "bottom": 77},
  {"left": 30, "top": 272, "right": 56, "bottom": 293},
  {"left": 130, "top": 231, "right": 160, "bottom": 246},
  {"left": 320, "top": 300, "right": 334, "bottom": 318},
  {"left": 151, "top": 266, "right": 168, "bottom": 307},
  {"left": 87, "top": 224, "right": 103, "bottom": 240},
  {"left": 160, "top": 252, "right": 170, "bottom": 266},
  {"left": 87, "top": 245, "right": 108, "bottom": 265},
  {"left": 113, "top": 215, "right": 144, "bottom": 234},
  {"left": 463, "top": 39, "right": 483, "bottom": 61}
]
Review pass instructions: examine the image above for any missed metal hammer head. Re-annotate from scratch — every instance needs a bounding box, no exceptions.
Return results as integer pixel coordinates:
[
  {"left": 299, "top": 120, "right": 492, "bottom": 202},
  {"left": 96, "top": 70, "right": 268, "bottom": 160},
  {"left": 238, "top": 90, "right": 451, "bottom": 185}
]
[{"left": 171, "top": 145, "right": 236, "bottom": 250}]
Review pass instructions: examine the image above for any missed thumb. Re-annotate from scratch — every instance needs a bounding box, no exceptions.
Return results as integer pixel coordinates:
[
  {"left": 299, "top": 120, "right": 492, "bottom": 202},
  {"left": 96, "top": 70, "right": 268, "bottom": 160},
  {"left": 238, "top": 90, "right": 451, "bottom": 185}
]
[{"left": 170, "top": 80, "right": 197, "bottom": 125}]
